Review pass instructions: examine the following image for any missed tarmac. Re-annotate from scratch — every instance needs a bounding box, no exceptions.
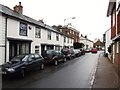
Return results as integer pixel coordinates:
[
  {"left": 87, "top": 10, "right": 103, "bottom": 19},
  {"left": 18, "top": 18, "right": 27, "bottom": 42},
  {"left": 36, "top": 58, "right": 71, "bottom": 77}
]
[{"left": 92, "top": 52, "right": 119, "bottom": 89}]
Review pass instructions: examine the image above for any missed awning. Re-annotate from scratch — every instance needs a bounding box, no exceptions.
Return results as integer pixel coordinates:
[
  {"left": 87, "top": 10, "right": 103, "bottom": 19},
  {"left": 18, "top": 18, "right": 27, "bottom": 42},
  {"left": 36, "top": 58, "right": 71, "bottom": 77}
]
[{"left": 7, "top": 37, "right": 33, "bottom": 42}]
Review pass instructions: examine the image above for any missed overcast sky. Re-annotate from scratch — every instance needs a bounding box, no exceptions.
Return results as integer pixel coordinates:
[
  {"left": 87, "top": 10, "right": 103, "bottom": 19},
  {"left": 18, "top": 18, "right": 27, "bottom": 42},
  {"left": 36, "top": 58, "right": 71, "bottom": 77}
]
[{"left": 0, "top": 0, "right": 111, "bottom": 41}]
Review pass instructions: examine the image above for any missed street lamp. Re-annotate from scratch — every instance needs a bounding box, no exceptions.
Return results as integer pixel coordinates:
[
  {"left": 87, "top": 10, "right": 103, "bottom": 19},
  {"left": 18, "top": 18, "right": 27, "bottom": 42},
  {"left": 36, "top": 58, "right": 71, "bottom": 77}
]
[{"left": 64, "top": 17, "right": 76, "bottom": 26}]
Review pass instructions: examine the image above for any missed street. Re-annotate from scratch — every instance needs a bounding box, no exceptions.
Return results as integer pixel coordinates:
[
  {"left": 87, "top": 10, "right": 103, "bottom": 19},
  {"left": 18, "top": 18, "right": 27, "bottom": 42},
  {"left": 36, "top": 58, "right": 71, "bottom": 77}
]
[{"left": 2, "top": 51, "right": 101, "bottom": 88}]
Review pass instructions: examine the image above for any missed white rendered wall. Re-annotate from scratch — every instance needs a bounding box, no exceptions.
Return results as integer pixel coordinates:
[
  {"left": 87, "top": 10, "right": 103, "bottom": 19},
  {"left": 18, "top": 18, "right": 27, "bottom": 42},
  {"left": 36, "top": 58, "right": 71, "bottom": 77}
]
[
  {"left": 105, "top": 29, "right": 112, "bottom": 54},
  {"left": 0, "top": 15, "right": 5, "bottom": 64},
  {"left": 1, "top": 17, "right": 74, "bottom": 64}
]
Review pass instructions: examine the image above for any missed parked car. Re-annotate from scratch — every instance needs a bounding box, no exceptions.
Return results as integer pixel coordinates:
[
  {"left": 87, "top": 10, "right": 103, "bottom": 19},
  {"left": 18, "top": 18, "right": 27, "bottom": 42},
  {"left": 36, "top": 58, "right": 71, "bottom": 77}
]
[
  {"left": 85, "top": 48, "right": 91, "bottom": 53},
  {"left": 1, "top": 53, "right": 45, "bottom": 78},
  {"left": 80, "top": 48, "right": 85, "bottom": 55},
  {"left": 42, "top": 50, "right": 66, "bottom": 66},
  {"left": 91, "top": 48, "right": 97, "bottom": 53},
  {"left": 61, "top": 48, "right": 75, "bottom": 60},
  {"left": 73, "top": 49, "right": 81, "bottom": 57}
]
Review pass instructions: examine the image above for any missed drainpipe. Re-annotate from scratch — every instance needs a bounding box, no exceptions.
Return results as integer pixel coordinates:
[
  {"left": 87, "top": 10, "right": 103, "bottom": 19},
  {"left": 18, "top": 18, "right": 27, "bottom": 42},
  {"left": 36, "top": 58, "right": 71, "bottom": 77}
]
[{"left": 5, "top": 17, "right": 8, "bottom": 63}]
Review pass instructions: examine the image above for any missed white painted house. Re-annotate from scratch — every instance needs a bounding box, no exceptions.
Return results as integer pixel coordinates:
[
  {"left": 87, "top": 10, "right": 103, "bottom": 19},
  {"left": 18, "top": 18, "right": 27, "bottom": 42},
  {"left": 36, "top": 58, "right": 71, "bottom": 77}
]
[
  {"left": 79, "top": 35, "right": 93, "bottom": 49},
  {"left": 0, "top": 3, "right": 73, "bottom": 65},
  {"left": 104, "top": 28, "right": 112, "bottom": 57}
]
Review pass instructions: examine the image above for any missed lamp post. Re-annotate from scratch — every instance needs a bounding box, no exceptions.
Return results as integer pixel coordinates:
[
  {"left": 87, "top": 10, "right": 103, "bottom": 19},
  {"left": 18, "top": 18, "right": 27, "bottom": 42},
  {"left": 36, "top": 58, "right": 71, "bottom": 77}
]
[{"left": 64, "top": 17, "right": 76, "bottom": 26}]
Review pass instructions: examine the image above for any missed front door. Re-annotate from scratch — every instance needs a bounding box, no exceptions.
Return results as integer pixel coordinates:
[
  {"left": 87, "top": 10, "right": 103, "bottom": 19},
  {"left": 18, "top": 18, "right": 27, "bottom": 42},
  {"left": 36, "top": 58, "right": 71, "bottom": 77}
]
[{"left": 9, "top": 42, "right": 17, "bottom": 60}]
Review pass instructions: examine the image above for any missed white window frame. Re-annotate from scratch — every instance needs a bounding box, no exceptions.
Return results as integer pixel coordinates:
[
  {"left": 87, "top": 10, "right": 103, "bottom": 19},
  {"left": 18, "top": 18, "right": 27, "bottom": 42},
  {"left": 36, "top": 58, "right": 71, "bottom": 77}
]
[
  {"left": 35, "top": 46, "right": 39, "bottom": 54},
  {"left": 117, "top": 42, "right": 119, "bottom": 53},
  {"left": 19, "top": 22, "right": 27, "bottom": 36},
  {"left": 47, "top": 31, "right": 51, "bottom": 40},
  {"left": 67, "top": 38, "right": 69, "bottom": 43},
  {"left": 56, "top": 33, "right": 59, "bottom": 41},
  {"left": 112, "top": 13, "right": 115, "bottom": 27},
  {"left": 64, "top": 37, "right": 66, "bottom": 43},
  {"left": 35, "top": 27, "right": 41, "bottom": 38}
]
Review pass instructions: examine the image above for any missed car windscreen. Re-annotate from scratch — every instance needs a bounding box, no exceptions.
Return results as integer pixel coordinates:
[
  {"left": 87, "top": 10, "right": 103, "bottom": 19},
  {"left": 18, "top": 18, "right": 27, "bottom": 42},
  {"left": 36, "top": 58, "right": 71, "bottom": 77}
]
[{"left": 11, "top": 55, "right": 27, "bottom": 61}]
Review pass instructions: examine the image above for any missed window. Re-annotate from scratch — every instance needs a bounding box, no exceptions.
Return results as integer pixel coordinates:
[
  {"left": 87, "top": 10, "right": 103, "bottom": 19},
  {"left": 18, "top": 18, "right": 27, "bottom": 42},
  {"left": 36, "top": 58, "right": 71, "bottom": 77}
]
[
  {"left": 48, "top": 31, "right": 51, "bottom": 40},
  {"left": 20, "top": 43, "right": 29, "bottom": 54},
  {"left": 112, "top": 13, "right": 115, "bottom": 27},
  {"left": 73, "top": 31, "right": 74, "bottom": 34},
  {"left": 35, "top": 46, "right": 39, "bottom": 53},
  {"left": 28, "top": 55, "right": 34, "bottom": 61},
  {"left": 117, "top": 42, "right": 119, "bottom": 53},
  {"left": 67, "top": 38, "right": 69, "bottom": 43},
  {"left": 55, "top": 46, "right": 60, "bottom": 50},
  {"left": 71, "top": 39, "right": 72, "bottom": 43},
  {"left": 35, "top": 27, "right": 41, "bottom": 38},
  {"left": 19, "top": 22, "right": 27, "bottom": 36},
  {"left": 64, "top": 37, "right": 66, "bottom": 43},
  {"left": 56, "top": 34, "right": 59, "bottom": 41},
  {"left": 34, "top": 54, "right": 42, "bottom": 59}
]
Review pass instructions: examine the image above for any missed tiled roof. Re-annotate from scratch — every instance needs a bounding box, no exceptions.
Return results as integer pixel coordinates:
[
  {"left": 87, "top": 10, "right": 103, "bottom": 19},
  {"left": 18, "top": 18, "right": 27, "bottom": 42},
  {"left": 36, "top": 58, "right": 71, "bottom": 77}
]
[
  {"left": 0, "top": 4, "right": 73, "bottom": 39},
  {"left": 0, "top": 4, "right": 45, "bottom": 27}
]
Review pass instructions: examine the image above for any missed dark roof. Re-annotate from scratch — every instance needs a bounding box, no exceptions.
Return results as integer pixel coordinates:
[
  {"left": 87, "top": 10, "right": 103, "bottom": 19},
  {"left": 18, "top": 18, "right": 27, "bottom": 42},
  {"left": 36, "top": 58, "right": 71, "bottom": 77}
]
[
  {"left": 0, "top": 4, "right": 45, "bottom": 27},
  {"left": 0, "top": 4, "right": 73, "bottom": 39},
  {"left": 107, "top": 0, "right": 116, "bottom": 17}
]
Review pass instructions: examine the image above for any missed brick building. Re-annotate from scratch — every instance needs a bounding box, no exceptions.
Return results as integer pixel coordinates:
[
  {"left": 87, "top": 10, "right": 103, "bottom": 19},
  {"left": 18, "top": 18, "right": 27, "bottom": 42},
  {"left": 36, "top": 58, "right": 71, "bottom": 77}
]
[
  {"left": 107, "top": 0, "right": 120, "bottom": 73},
  {"left": 94, "top": 39, "right": 104, "bottom": 50},
  {"left": 52, "top": 25, "right": 80, "bottom": 43}
]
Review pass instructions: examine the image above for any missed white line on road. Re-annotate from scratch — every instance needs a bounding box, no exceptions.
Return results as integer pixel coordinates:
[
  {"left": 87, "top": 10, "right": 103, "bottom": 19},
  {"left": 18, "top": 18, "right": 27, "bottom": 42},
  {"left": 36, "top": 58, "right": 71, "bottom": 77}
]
[{"left": 89, "top": 51, "right": 103, "bottom": 89}]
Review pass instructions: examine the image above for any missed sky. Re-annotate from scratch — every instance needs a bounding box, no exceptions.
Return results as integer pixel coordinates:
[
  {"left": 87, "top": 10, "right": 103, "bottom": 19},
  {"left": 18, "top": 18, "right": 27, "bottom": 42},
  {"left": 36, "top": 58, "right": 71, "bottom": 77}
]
[{"left": 0, "top": 0, "right": 111, "bottom": 41}]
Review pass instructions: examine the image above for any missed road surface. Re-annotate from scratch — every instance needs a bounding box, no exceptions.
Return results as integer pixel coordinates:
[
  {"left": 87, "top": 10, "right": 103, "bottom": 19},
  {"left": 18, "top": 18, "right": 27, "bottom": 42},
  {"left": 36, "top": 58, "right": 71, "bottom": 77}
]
[{"left": 2, "top": 51, "right": 102, "bottom": 88}]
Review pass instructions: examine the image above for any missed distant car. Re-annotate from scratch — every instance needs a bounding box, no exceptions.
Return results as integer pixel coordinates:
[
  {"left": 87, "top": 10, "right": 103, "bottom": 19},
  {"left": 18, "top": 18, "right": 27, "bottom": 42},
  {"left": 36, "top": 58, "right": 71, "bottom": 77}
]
[
  {"left": 61, "top": 48, "right": 75, "bottom": 60},
  {"left": 91, "top": 48, "right": 97, "bottom": 53},
  {"left": 42, "top": 50, "right": 66, "bottom": 66},
  {"left": 80, "top": 48, "right": 85, "bottom": 55},
  {"left": 85, "top": 48, "right": 91, "bottom": 53},
  {"left": 1, "top": 53, "right": 45, "bottom": 78},
  {"left": 73, "top": 49, "right": 81, "bottom": 57}
]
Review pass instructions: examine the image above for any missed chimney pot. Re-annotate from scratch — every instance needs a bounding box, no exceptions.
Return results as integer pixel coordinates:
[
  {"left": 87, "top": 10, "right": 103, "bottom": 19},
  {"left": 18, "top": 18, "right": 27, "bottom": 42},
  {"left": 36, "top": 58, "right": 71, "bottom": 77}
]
[
  {"left": 19, "top": 2, "right": 21, "bottom": 6},
  {"left": 13, "top": 2, "right": 23, "bottom": 14}
]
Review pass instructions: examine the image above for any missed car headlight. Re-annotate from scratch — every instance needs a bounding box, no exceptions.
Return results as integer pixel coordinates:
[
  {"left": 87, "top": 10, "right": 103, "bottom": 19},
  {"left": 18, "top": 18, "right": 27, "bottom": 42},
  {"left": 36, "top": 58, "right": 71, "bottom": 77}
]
[{"left": 7, "top": 68, "right": 15, "bottom": 72}]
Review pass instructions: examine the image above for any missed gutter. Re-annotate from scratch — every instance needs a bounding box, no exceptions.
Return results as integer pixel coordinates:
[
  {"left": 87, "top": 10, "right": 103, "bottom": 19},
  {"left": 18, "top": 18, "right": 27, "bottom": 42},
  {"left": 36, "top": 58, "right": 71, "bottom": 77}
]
[{"left": 5, "top": 17, "right": 8, "bottom": 63}]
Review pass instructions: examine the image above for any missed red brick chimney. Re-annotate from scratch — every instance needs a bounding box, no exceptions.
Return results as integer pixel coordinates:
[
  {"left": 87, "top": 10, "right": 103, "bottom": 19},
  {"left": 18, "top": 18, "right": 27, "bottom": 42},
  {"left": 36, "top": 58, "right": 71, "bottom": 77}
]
[{"left": 13, "top": 2, "right": 23, "bottom": 14}]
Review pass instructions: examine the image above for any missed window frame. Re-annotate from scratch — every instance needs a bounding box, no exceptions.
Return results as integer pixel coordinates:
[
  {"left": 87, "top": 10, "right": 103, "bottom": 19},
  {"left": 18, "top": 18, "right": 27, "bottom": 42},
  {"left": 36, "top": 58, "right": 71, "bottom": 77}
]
[
  {"left": 56, "top": 33, "right": 59, "bottom": 41},
  {"left": 47, "top": 31, "right": 51, "bottom": 40},
  {"left": 35, "top": 27, "right": 41, "bottom": 38},
  {"left": 64, "top": 36, "right": 66, "bottom": 43},
  {"left": 19, "top": 22, "right": 27, "bottom": 36}
]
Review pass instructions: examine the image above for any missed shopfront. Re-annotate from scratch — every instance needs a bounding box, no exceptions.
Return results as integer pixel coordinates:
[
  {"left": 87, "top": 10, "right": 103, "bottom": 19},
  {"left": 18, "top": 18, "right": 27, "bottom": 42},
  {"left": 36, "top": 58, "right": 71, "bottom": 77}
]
[{"left": 8, "top": 38, "right": 32, "bottom": 60}]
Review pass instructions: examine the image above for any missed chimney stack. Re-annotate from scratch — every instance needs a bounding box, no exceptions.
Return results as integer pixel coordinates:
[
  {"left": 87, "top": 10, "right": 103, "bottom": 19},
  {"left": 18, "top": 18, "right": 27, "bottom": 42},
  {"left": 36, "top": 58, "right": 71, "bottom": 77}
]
[{"left": 13, "top": 2, "right": 23, "bottom": 14}]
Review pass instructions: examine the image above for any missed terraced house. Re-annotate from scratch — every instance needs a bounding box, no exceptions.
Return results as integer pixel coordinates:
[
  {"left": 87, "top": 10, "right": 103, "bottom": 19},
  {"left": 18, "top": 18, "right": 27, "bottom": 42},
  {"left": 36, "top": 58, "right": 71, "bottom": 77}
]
[
  {"left": 0, "top": 2, "right": 73, "bottom": 65},
  {"left": 107, "top": 0, "right": 120, "bottom": 73}
]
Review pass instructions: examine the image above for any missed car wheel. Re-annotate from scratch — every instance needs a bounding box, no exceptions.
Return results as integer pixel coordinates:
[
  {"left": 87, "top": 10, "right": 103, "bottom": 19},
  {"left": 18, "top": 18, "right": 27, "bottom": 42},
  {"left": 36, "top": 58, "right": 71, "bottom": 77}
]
[
  {"left": 20, "top": 69, "right": 25, "bottom": 78},
  {"left": 40, "top": 63, "right": 44, "bottom": 70},
  {"left": 54, "top": 60, "right": 58, "bottom": 66},
  {"left": 64, "top": 58, "right": 67, "bottom": 62}
]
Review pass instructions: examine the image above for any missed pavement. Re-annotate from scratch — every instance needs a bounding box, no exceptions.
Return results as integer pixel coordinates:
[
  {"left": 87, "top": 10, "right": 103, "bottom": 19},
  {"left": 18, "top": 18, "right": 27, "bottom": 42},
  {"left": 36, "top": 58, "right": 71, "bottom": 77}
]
[{"left": 93, "top": 52, "right": 119, "bottom": 89}]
